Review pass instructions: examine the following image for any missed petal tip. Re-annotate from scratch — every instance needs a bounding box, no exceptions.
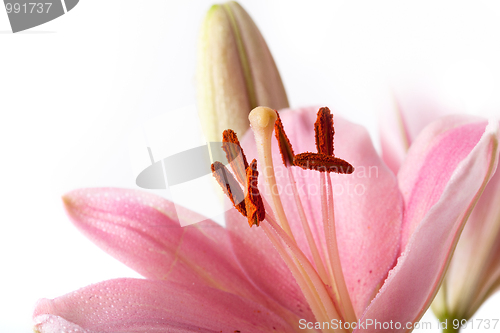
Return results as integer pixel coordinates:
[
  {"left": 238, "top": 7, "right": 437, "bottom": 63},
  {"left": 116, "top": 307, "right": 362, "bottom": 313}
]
[{"left": 486, "top": 118, "right": 500, "bottom": 138}]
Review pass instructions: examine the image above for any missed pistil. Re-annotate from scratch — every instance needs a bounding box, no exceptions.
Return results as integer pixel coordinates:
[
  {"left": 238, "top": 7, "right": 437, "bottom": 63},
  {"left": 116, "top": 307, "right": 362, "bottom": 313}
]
[{"left": 248, "top": 106, "right": 295, "bottom": 240}]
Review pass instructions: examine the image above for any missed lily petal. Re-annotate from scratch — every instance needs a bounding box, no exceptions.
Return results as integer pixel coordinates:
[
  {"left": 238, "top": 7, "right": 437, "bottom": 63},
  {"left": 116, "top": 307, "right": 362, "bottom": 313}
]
[
  {"left": 33, "top": 278, "right": 294, "bottom": 333},
  {"left": 328, "top": 112, "right": 403, "bottom": 317},
  {"left": 379, "top": 98, "right": 412, "bottom": 175},
  {"left": 398, "top": 115, "right": 485, "bottom": 250},
  {"left": 435, "top": 159, "right": 500, "bottom": 320},
  {"left": 63, "top": 188, "right": 241, "bottom": 286},
  {"left": 359, "top": 119, "right": 499, "bottom": 332},
  {"left": 226, "top": 208, "right": 316, "bottom": 324},
  {"left": 379, "top": 93, "right": 453, "bottom": 174},
  {"left": 63, "top": 187, "right": 304, "bottom": 323},
  {"left": 240, "top": 106, "right": 403, "bottom": 317}
]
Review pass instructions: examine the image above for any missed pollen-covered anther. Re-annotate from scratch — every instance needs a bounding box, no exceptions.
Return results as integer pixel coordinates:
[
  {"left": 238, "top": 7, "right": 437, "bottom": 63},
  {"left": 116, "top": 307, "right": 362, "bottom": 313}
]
[
  {"left": 314, "top": 107, "right": 335, "bottom": 156},
  {"left": 211, "top": 161, "right": 247, "bottom": 217},
  {"left": 222, "top": 129, "right": 249, "bottom": 185},
  {"left": 294, "top": 152, "right": 354, "bottom": 174},
  {"left": 274, "top": 111, "right": 295, "bottom": 166},
  {"left": 244, "top": 159, "right": 266, "bottom": 227}
]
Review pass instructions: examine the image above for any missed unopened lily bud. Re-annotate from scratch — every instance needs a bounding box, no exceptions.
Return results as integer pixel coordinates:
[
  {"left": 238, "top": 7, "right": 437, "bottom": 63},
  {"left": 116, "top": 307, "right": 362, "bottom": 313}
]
[{"left": 197, "top": 1, "right": 289, "bottom": 142}]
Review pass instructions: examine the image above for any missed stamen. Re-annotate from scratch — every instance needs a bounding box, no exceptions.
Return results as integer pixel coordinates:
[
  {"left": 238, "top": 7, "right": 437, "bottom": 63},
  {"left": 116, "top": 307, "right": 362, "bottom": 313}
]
[
  {"left": 215, "top": 106, "right": 357, "bottom": 330},
  {"left": 248, "top": 106, "right": 295, "bottom": 240},
  {"left": 307, "top": 107, "right": 357, "bottom": 325},
  {"left": 294, "top": 152, "right": 354, "bottom": 174},
  {"left": 261, "top": 210, "right": 346, "bottom": 332},
  {"left": 287, "top": 167, "right": 329, "bottom": 284},
  {"left": 319, "top": 173, "right": 338, "bottom": 303},
  {"left": 315, "top": 107, "right": 334, "bottom": 156},
  {"left": 251, "top": 195, "right": 333, "bottom": 325},
  {"left": 261, "top": 220, "right": 331, "bottom": 329},
  {"left": 324, "top": 174, "right": 357, "bottom": 325},
  {"left": 274, "top": 111, "right": 329, "bottom": 282},
  {"left": 211, "top": 162, "right": 247, "bottom": 217},
  {"left": 244, "top": 159, "right": 265, "bottom": 227},
  {"left": 274, "top": 111, "right": 295, "bottom": 166},
  {"left": 222, "top": 129, "right": 249, "bottom": 185}
]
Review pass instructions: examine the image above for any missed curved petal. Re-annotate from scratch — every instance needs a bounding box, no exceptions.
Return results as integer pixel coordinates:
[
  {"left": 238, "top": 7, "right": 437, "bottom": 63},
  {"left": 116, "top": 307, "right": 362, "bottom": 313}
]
[
  {"left": 239, "top": 106, "right": 403, "bottom": 317},
  {"left": 226, "top": 208, "right": 316, "bottom": 324},
  {"left": 63, "top": 188, "right": 301, "bottom": 322},
  {"left": 438, "top": 160, "right": 500, "bottom": 320},
  {"left": 379, "top": 90, "right": 460, "bottom": 174},
  {"left": 329, "top": 112, "right": 403, "bottom": 317},
  {"left": 398, "top": 115, "right": 484, "bottom": 250},
  {"left": 63, "top": 188, "right": 243, "bottom": 286},
  {"left": 358, "top": 119, "right": 499, "bottom": 332},
  {"left": 33, "top": 278, "right": 294, "bottom": 333},
  {"left": 379, "top": 97, "right": 412, "bottom": 175}
]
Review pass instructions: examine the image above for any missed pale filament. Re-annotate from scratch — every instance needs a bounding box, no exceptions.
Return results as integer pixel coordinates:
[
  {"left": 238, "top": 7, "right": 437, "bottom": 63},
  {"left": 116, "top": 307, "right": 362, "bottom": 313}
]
[
  {"left": 287, "top": 167, "right": 329, "bottom": 284},
  {"left": 261, "top": 206, "right": 347, "bottom": 333},
  {"left": 249, "top": 107, "right": 295, "bottom": 241},
  {"left": 261, "top": 216, "right": 331, "bottom": 331},
  {"left": 323, "top": 173, "right": 357, "bottom": 326}
]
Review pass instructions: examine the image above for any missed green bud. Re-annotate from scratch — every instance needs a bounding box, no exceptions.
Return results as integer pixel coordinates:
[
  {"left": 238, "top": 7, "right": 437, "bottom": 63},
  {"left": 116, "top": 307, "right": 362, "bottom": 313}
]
[{"left": 197, "top": 1, "right": 289, "bottom": 142}]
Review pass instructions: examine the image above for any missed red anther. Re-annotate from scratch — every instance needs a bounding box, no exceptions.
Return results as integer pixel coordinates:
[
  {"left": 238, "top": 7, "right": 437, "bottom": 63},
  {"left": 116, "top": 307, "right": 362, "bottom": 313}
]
[{"left": 245, "top": 159, "right": 266, "bottom": 227}]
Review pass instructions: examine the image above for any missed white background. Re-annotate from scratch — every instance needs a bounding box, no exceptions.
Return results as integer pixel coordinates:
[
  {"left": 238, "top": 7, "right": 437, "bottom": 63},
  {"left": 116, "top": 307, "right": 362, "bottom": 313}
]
[{"left": 1, "top": 1, "right": 500, "bottom": 332}]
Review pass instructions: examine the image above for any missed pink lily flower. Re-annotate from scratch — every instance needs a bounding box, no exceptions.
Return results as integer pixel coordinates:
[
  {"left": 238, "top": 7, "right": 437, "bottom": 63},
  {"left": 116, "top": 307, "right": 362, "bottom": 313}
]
[
  {"left": 381, "top": 96, "right": 500, "bottom": 325},
  {"left": 33, "top": 105, "right": 499, "bottom": 333}
]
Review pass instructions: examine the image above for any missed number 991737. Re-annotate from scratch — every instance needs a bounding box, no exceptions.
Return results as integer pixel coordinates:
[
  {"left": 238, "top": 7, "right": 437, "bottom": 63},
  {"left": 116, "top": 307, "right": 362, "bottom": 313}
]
[{"left": 5, "top": 3, "right": 52, "bottom": 14}]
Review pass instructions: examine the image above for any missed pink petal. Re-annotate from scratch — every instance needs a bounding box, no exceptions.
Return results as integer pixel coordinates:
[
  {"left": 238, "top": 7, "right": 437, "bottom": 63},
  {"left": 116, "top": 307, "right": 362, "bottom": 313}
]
[
  {"left": 33, "top": 278, "right": 294, "bottom": 332},
  {"left": 398, "top": 115, "right": 485, "bottom": 250},
  {"left": 63, "top": 188, "right": 303, "bottom": 321},
  {"left": 326, "top": 114, "right": 403, "bottom": 317},
  {"left": 63, "top": 188, "right": 235, "bottom": 284},
  {"left": 358, "top": 119, "right": 499, "bottom": 332},
  {"left": 379, "top": 98, "right": 412, "bottom": 175},
  {"left": 239, "top": 106, "right": 403, "bottom": 317},
  {"left": 379, "top": 91, "right": 454, "bottom": 174},
  {"left": 440, "top": 156, "right": 500, "bottom": 319},
  {"left": 226, "top": 208, "right": 316, "bottom": 323}
]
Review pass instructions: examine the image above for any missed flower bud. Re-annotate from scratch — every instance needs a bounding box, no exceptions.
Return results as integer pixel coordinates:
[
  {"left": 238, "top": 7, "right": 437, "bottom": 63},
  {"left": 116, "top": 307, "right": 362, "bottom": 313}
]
[{"left": 197, "top": 1, "right": 289, "bottom": 142}]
